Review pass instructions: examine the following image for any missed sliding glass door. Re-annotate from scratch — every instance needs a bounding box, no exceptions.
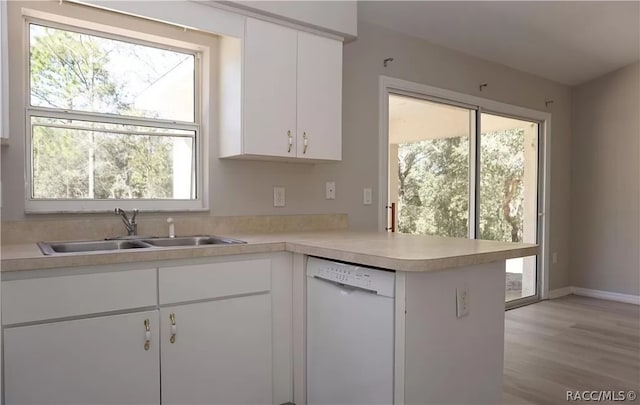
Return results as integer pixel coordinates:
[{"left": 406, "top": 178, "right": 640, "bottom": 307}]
[
  {"left": 479, "top": 113, "right": 540, "bottom": 304},
  {"left": 388, "top": 94, "right": 474, "bottom": 238},
  {"left": 388, "top": 93, "right": 541, "bottom": 306}
]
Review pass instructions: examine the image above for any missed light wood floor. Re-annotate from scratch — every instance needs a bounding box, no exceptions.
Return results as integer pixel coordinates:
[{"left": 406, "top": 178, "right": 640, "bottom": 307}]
[{"left": 504, "top": 294, "right": 640, "bottom": 404}]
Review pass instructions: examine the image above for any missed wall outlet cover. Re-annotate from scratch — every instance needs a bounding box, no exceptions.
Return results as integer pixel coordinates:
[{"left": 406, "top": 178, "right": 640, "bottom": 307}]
[
  {"left": 456, "top": 287, "right": 470, "bottom": 318},
  {"left": 325, "top": 182, "right": 336, "bottom": 200},
  {"left": 273, "top": 187, "right": 285, "bottom": 207}
]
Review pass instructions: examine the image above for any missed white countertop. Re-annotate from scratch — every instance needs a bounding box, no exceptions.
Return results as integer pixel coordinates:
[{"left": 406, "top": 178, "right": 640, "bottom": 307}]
[{"left": 0, "top": 231, "right": 538, "bottom": 273}]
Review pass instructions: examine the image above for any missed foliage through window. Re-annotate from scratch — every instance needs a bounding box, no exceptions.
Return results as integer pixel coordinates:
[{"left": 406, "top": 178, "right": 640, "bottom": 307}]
[
  {"left": 396, "top": 128, "right": 530, "bottom": 243},
  {"left": 397, "top": 136, "right": 469, "bottom": 238},
  {"left": 28, "top": 22, "right": 198, "bottom": 203}
]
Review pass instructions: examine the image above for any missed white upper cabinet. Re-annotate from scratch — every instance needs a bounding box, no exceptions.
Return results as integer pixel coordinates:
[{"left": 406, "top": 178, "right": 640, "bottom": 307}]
[
  {"left": 244, "top": 19, "right": 298, "bottom": 158},
  {"left": 220, "top": 18, "right": 343, "bottom": 162},
  {"left": 296, "top": 31, "right": 342, "bottom": 161}
]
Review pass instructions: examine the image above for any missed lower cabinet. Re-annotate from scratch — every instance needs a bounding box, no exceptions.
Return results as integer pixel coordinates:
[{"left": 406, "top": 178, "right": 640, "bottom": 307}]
[
  {"left": 160, "top": 294, "right": 272, "bottom": 405},
  {"left": 2, "top": 253, "right": 293, "bottom": 405},
  {"left": 4, "top": 311, "right": 161, "bottom": 405}
]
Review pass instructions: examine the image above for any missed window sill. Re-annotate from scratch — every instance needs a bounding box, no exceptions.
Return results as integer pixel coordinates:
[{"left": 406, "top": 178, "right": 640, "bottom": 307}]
[{"left": 25, "top": 199, "right": 209, "bottom": 214}]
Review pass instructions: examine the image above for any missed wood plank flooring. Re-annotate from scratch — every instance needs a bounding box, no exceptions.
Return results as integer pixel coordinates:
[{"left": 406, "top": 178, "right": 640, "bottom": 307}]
[{"left": 504, "top": 294, "right": 640, "bottom": 404}]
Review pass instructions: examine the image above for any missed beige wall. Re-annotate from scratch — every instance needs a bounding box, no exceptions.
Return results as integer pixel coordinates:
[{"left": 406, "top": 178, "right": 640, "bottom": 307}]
[
  {"left": 570, "top": 62, "right": 640, "bottom": 296},
  {"left": 0, "top": 11, "right": 574, "bottom": 290}
]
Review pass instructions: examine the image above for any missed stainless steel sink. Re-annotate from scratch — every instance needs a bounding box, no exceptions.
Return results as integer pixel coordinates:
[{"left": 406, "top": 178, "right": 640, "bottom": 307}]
[
  {"left": 38, "top": 235, "right": 246, "bottom": 255},
  {"left": 142, "top": 236, "right": 247, "bottom": 247},
  {"left": 38, "top": 240, "right": 153, "bottom": 255}
]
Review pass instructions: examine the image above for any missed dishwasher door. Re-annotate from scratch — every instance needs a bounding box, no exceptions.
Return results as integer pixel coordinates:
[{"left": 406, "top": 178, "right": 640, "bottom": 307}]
[{"left": 306, "top": 260, "right": 394, "bottom": 405}]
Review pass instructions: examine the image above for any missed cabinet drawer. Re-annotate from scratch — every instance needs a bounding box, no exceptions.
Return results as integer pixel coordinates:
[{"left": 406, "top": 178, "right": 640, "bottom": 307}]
[
  {"left": 2, "top": 268, "right": 157, "bottom": 325},
  {"left": 159, "top": 259, "right": 271, "bottom": 304}
]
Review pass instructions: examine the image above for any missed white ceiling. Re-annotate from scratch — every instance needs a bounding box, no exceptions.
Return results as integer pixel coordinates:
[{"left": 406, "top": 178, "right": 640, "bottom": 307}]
[{"left": 358, "top": 1, "right": 640, "bottom": 86}]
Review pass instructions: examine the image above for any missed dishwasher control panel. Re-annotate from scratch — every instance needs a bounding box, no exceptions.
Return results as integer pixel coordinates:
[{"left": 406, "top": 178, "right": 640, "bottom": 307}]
[{"left": 307, "top": 257, "right": 395, "bottom": 298}]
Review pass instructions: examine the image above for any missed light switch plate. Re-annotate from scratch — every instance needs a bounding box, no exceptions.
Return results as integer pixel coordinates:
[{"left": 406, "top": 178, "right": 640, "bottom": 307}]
[
  {"left": 363, "top": 188, "right": 372, "bottom": 205},
  {"left": 273, "top": 187, "right": 285, "bottom": 207}
]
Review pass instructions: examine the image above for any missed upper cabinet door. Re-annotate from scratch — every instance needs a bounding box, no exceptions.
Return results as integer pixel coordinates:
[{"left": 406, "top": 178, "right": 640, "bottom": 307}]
[
  {"left": 244, "top": 18, "right": 297, "bottom": 158},
  {"left": 296, "top": 32, "right": 342, "bottom": 161}
]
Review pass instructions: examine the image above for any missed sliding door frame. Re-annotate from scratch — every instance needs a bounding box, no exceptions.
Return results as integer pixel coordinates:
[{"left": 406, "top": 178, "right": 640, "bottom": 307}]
[
  {"left": 479, "top": 110, "right": 544, "bottom": 309},
  {"left": 378, "top": 76, "right": 552, "bottom": 301}
]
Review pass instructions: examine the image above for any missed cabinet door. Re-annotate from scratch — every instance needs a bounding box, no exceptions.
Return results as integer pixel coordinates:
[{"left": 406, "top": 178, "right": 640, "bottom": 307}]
[
  {"left": 160, "top": 293, "right": 272, "bottom": 405},
  {"left": 296, "top": 32, "right": 342, "bottom": 160},
  {"left": 4, "top": 311, "right": 160, "bottom": 405},
  {"left": 244, "top": 18, "right": 297, "bottom": 158}
]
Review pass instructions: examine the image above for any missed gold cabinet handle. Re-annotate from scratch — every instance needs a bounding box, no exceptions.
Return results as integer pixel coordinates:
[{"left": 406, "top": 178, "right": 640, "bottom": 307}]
[
  {"left": 169, "top": 313, "right": 177, "bottom": 344},
  {"left": 303, "top": 132, "right": 308, "bottom": 154},
  {"left": 144, "top": 319, "right": 151, "bottom": 351},
  {"left": 287, "top": 130, "right": 293, "bottom": 153}
]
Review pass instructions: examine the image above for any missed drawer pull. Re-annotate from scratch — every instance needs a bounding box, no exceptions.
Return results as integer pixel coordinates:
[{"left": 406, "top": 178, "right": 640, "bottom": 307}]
[
  {"left": 144, "top": 319, "right": 151, "bottom": 351},
  {"left": 169, "top": 313, "right": 177, "bottom": 344}
]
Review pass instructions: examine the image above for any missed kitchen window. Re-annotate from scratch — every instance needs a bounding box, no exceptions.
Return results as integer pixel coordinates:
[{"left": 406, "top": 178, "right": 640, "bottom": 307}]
[{"left": 25, "top": 17, "right": 206, "bottom": 212}]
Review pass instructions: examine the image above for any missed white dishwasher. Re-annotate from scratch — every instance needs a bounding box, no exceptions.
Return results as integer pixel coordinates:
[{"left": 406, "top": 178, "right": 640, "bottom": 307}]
[{"left": 306, "top": 257, "right": 395, "bottom": 405}]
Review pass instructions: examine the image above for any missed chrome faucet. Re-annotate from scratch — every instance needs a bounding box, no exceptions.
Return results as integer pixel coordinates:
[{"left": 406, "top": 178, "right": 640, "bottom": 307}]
[{"left": 115, "top": 208, "right": 139, "bottom": 236}]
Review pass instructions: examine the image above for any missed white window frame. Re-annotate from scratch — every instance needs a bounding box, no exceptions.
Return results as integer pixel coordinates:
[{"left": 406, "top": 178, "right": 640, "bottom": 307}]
[{"left": 23, "top": 14, "right": 209, "bottom": 213}]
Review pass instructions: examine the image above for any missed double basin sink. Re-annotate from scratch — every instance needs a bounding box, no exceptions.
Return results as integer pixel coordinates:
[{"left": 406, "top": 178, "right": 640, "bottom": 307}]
[{"left": 38, "top": 236, "right": 247, "bottom": 255}]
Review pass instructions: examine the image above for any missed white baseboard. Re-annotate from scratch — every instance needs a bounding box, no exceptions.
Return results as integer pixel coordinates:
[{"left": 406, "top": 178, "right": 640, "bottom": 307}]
[
  {"left": 548, "top": 286, "right": 640, "bottom": 305},
  {"left": 571, "top": 287, "right": 640, "bottom": 305},
  {"left": 548, "top": 287, "right": 572, "bottom": 299}
]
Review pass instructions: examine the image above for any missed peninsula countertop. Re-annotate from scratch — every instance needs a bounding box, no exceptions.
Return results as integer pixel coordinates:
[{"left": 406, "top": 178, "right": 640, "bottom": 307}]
[{"left": 0, "top": 231, "right": 538, "bottom": 273}]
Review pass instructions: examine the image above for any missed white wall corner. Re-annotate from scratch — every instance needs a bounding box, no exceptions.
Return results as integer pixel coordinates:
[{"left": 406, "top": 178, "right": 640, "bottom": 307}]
[{"left": 547, "top": 286, "right": 572, "bottom": 299}]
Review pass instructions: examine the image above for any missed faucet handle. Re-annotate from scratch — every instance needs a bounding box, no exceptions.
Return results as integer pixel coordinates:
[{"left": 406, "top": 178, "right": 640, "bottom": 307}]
[
  {"left": 167, "top": 217, "right": 175, "bottom": 238},
  {"left": 130, "top": 209, "right": 139, "bottom": 223}
]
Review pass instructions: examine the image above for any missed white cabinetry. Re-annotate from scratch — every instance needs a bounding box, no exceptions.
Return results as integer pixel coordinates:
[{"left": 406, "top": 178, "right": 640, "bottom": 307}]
[
  {"left": 160, "top": 296, "right": 272, "bottom": 405},
  {"left": 2, "top": 268, "right": 159, "bottom": 405},
  {"left": 2, "top": 253, "right": 293, "bottom": 405},
  {"left": 221, "top": 18, "right": 342, "bottom": 161},
  {"left": 244, "top": 19, "right": 297, "bottom": 158},
  {"left": 158, "top": 258, "right": 276, "bottom": 405},
  {"left": 4, "top": 311, "right": 161, "bottom": 405},
  {"left": 296, "top": 31, "right": 342, "bottom": 160},
  {"left": 291, "top": 257, "right": 507, "bottom": 405}
]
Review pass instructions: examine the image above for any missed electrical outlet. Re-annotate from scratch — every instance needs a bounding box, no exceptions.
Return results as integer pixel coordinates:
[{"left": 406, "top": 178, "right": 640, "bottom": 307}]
[
  {"left": 273, "top": 187, "right": 285, "bottom": 207},
  {"left": 456, "top": 287, "right": 470, "bottom": 318},
  {"left": 552, "top": 252, "right": 558, "bottom": 264},
  {"left": 325, "top": 181, "right": 336, "bottom": 200},
  {"left": 363, "top": 188, "right": 372, "bottom": 205}
]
